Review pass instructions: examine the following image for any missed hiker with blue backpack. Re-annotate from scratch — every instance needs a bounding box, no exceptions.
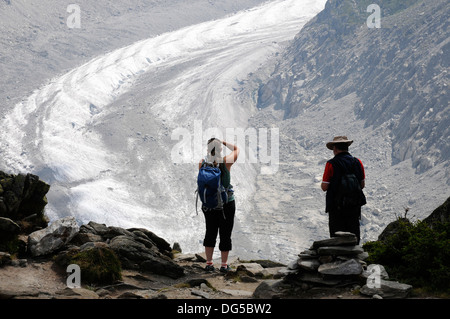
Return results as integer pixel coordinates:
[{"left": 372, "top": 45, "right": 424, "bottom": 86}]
[
  {"left": 197, "top": 138, "right": 240, "bottom": 273},
  {"left": 321, "top": 136, "right": 367, "bottom": 244}
]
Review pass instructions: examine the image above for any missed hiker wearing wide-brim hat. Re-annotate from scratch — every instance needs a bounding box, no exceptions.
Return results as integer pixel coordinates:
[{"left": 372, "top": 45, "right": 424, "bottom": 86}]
[
  {"left": 321, "top": 136, "right": 366, "bottom": 244},
  {"left": 326, "top": 136, "right": 354, "bottom": 150}
]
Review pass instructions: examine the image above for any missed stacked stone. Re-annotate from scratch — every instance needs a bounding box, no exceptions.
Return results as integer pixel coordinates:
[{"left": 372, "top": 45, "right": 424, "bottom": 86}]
[
  {"left": 291, "top": 232, "right": 367, "bottom": 287},
  {"left": 282, "top": 231, "right": 414, "bottom": 298}
]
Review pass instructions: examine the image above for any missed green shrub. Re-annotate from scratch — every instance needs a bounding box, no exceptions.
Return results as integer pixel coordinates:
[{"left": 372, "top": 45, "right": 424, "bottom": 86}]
[
  {"left": 363, "top": 218, "right": 450, "bottom": 293},
  {"left": 68, "top": 246, "right": 122, "bottom": 286}
]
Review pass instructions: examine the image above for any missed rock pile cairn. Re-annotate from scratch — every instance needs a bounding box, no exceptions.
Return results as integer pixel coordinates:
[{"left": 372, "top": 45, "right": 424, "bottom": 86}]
[
  {"left": 282, "top": 231, "right": 412, "bottom": 298},
  {"left": 289, "top": 232, "right": 367, "bottom": 286}
]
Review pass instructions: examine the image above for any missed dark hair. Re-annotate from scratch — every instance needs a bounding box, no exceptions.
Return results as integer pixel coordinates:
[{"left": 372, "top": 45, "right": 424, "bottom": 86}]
[
  {"left": 334, "top": 142, "right": 349, "bottom": 151},
  {"left": 207, "top": 138, "right": 218, "bottom": 156}
]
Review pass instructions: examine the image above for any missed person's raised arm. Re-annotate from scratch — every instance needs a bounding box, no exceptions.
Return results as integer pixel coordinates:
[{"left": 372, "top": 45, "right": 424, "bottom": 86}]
[{"left": 222, "top": 140, "right": 239, "bottom": 168}]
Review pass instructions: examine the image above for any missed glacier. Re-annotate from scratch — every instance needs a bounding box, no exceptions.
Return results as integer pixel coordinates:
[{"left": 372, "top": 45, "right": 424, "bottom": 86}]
[
  {"left": 0, "top": 0, "right": 328, "bottom": 263},
  {"left": 2, "top": 0, "right": 447, "bottom": 265}
]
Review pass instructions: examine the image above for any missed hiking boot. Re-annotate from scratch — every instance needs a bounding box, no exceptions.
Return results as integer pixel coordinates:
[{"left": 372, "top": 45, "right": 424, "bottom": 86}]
[
  {"left": 204, "top": 264, "right": 215, "bottom": 272},
  {"left": 220, "top": 265, "right": 231, "bottom": 273}
]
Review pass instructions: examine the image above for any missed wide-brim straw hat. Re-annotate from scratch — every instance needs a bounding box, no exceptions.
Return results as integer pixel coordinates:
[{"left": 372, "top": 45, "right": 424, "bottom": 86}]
[{"left": 326, "top": 136, "right": 353, "bottom": 150}]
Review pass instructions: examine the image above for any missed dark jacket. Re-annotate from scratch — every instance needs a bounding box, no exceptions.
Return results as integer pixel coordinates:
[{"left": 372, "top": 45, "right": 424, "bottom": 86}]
[{"left": 325, "top": 152, "right": 366, "bottom": 213}]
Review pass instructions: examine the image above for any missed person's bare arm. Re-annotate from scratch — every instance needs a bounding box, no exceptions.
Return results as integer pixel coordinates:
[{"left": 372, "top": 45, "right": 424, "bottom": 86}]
[{"left": 222, "top": 140, "right": 239, "bottom": 169}]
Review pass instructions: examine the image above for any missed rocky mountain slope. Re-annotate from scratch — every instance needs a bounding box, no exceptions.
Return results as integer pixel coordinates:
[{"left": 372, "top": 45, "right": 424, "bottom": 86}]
[
  {"left": 258, "top": 0, "right": 449, "bottom": 174},
  {"left": 243, "top": 0, "right": 449, "bottom": 261}
]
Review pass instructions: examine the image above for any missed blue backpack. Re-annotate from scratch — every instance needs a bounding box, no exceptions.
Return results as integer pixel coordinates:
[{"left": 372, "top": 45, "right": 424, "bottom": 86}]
[{"left": 195, "top": 159, "right": 229, "bottom": 214}]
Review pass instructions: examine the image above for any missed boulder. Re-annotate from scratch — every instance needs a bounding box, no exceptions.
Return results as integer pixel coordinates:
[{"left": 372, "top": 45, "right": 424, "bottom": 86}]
[
  {"left": 28, "top": 216, "right": 79, "bottom": 257},
  {"left": 16, "top": 174, "right": 50, "bottom": 218},
  {"left": 318, "top": 258, "right": 363, "bottom": 276},
  {"left": 108, "top": 235, "right": 154, "bottom": 268},
  {"left": 360, "top": 279, "right": 412, "bottom": 299},
  {"left": 63, "top": 221, "right": 186, "bottom": 279},
  {"left": 236, "top": 263, "right": 266, "bottom": 277},
  {"left": 79, "top": 221, "right": 110, "bottom": 237},
  {"left": 0, "top": 172, "right": 50, "bottom": 220},
  {"left": 361, "top": 264, "right": 389, "bottom": 280},
  {"left": 70, "top": 232, "right": 103, "bottom": 245},
  {"left": 140, "top": 255, "right": 185, "bottom": 279},
  {"left": 253, "top": 280, "right": 286, "bottom": 299},
  {"left": 109, "top": 235, "right": 184, "bottom": 279},
  {"left": 78, "top": 222, "right": 172, "bottom": 257},
  {"left": 128, "top": 227, "right": 172, "bottom": 256}
]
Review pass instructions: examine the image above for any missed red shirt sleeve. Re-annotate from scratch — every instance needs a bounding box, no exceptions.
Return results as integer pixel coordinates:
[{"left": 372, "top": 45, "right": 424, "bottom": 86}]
[
  {"left": 322, "top": 162, "right": 333, "bottom": 183},
  {"left": 358, "top": 158, "right": 365, "bottom": 180},
  {"left": 323, "top": 158, "right": 365, "bottom": 183}
]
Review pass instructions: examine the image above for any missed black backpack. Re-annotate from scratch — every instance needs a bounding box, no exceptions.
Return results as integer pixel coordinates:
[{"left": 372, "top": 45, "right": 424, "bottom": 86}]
[{"left": 333, "top": 157, "right": 366, "bottom": 211}]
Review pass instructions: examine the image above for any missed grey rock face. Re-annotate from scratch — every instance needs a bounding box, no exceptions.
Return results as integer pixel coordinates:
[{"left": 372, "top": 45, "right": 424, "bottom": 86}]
[
  {"left": 257, "top": 0, "right": 449, "bottom": 175},
  {"left": 252, "top": 279, "right": 286, "bottom": 299},
  {"left": 28, "top": 216, "right": 79, "bottom": 257},
  {"left": 318, "top": 258, "right": 363, "bottom": 276},
  {"left": 0, "top": 171, "right": 50, "bottom": 221},
  {"left": 360, "top": 279, "right": 413, "bottom": 299}
]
